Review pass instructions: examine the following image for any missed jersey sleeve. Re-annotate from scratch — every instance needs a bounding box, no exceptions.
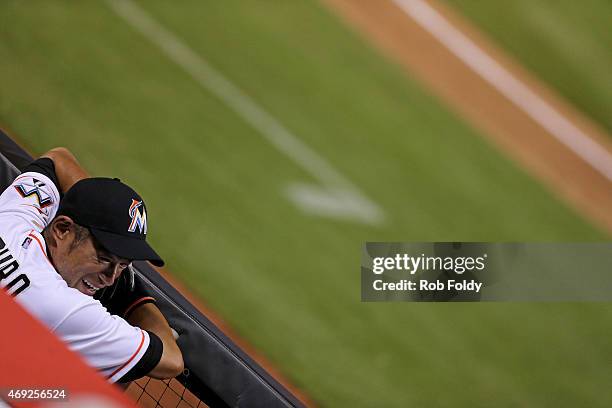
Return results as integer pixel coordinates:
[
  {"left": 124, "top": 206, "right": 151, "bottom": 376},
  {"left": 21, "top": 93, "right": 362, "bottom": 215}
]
[
  {"left": 0, "top": 163, "right": 61, "bottom": 233},
  {"left": 53, "top": 295, "right": 163, "bottom": 383},
  {"left": 21, "top": 158, "right": 61, "bottom": 193}
]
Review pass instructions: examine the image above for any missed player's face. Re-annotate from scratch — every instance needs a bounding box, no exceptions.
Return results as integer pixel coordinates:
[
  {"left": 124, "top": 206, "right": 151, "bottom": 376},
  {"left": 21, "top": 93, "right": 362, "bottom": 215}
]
[{"left": 57, "top": 235, "right": 131, "bottom": 296}]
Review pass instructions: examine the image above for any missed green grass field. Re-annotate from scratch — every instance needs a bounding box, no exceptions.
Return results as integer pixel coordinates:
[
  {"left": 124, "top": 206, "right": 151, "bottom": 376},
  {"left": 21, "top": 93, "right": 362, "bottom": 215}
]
[{"left": 1, "top": 1, "right": 611, "bottom": 406}]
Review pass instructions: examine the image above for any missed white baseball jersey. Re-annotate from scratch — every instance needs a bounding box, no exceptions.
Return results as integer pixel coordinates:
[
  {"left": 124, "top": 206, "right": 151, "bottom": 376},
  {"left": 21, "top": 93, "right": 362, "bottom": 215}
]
[{"left": 0, "top": 171, "right": 152, "bottom": 382}]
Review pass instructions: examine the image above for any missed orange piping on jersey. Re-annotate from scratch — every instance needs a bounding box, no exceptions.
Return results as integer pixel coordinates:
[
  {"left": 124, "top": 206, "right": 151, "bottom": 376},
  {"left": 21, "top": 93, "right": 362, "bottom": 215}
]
[
  {"left": 21, "top": 203, "right": 46, "bottom": 215},
  {"left": 122, "top": 296, "right": 156, "bottom": 319},
  {"left": 27, "top": 232, "right": 54, "bottom": 268},
  {"left": 107, "top": 329, "right": 146, "bottom": 380},
  {"left": 27, "top": 233, "right": 45, "bottom": 254}
]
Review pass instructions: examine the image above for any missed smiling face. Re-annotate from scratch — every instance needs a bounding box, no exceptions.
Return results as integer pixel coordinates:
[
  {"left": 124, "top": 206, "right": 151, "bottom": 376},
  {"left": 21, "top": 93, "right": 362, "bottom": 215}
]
[{"left": 45, "top": 216, "right": 131, "bottom": 296}]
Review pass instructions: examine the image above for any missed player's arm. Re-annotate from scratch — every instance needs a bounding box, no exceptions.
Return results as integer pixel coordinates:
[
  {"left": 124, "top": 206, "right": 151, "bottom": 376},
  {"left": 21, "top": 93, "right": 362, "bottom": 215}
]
[
  {"left": 127, "top": 303, "right": 184, "bottom": 379},
  {"left": 39, "top": 148, "right": 183, "bottom": 378},
  {"left": 40, "top": 147, "right": 88, "bottom": 193},
  {"left": 96, "top": 271, "right": 183, "bottom": 380}
]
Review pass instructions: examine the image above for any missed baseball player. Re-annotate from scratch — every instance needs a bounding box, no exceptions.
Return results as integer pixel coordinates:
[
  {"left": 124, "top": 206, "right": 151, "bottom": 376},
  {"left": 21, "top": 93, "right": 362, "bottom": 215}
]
[{"left": 0, "top": 147, "right": 183, "bottom": 383}]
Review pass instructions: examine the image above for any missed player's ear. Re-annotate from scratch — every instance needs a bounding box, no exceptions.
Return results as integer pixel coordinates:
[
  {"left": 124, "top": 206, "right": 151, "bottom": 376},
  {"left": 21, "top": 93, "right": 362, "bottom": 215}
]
[{"left": 50, "top": 215, "right": 75, "bottom": 241}]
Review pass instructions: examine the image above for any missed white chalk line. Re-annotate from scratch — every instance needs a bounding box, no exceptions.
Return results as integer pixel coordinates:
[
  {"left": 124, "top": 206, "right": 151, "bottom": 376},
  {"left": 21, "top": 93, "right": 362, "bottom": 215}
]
[
  {"left": 393, "top": 0, "right": 612, "bottom": 183},
  {"left": 106, "top": 0, "right": 384, "bottom": 225}
]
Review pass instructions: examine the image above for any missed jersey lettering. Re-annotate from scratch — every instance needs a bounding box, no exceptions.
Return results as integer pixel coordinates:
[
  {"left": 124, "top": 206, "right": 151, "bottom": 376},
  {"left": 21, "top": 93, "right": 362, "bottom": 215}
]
[
  {"left": 0, "top": 236, "right": 28, "bottom": 296},
  {"left": 5, "top": 274, "right": 30, "bottom": 296}
]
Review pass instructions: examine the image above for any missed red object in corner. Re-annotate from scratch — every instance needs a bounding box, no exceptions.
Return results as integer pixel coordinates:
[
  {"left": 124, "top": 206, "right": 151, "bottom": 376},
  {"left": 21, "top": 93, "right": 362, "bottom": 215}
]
[{"left": 0, "top": 289, "right": 136, "bottom": 407}]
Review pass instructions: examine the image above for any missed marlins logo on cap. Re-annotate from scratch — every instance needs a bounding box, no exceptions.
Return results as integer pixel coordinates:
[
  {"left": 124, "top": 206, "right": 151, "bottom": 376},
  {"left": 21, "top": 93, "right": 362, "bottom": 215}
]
[{"left": 128, "top": 199, "right": 147, "bottom": 234}]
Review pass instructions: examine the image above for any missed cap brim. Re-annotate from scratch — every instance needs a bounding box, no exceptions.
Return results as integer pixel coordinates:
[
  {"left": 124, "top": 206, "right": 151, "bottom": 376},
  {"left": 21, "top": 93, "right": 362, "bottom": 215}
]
[{"left": 90, "top": 228, "right": 165, "bottom": 267}]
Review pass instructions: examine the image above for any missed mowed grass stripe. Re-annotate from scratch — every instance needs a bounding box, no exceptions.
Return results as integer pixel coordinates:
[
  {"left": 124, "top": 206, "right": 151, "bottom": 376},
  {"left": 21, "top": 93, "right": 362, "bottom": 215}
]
[{"left": 0, "top": 1, "right": 610, "bottom": 406}]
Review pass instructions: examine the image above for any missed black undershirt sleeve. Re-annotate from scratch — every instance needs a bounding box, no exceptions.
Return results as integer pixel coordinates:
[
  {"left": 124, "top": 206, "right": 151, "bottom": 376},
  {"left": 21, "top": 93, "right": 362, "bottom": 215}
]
[
  {"left": 96, "top": 269, "right": 157, "bottom": 319},
  {"left": 117, "top": 330, "right": 164, "bottom": 383},
  {"left": 21, "top": 158, "right": 62, "bottom": 197}
]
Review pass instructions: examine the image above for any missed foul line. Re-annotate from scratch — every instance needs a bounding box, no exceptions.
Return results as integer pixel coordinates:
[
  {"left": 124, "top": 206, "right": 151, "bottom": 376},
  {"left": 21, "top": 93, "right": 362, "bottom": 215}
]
[
  {"left": 393, "top": 0, "right": 612, "bottom": 183},
  {"left": 106, "top": 0, "right": 384, "bottom": 224}
]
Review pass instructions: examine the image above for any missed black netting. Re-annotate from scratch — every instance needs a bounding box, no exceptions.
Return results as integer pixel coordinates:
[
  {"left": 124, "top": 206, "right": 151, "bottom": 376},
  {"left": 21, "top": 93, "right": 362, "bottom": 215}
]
[{"left": 126, "top": 376, "right": 208, "bottom": 408}]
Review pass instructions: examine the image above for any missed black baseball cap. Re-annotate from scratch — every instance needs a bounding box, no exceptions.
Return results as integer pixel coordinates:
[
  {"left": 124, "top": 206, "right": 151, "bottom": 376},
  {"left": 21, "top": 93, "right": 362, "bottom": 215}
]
[{"left": 57, "top": 177, "right": 164, "bottom": 267}]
